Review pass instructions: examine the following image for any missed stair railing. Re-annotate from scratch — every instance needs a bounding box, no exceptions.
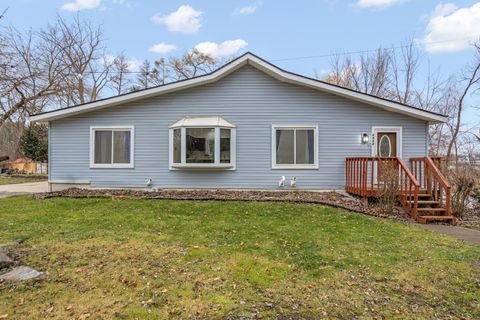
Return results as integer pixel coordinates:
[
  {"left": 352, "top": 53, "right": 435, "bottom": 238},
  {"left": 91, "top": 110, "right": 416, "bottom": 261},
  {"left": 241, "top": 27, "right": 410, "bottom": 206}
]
[
  {"left": 346, "top": 157, "right": 419, "bottom": 218},
  {"left": 396, "top": 158, "right": 420, "bottom": 219},
  {"left": 410, "top": 157, "right": 452, "bottom": 216}
]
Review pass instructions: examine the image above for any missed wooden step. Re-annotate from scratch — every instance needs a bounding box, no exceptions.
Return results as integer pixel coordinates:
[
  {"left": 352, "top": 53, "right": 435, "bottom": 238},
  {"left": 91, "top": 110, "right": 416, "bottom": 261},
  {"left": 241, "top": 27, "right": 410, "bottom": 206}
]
[
  {"left": 419, "top": 215, "right": 454, "bottom": 220},
  {"left": 407, "top": 200, "right": 439, "bottom": 205},
  {"left": 417, "top": 215, "right": 456, "bottom": 223},
  {"left": 406, "top": 194, "right": 432, "bottom": 198},
  {"left": 417, "top": 208, "right": 447, "bottom": 212}
]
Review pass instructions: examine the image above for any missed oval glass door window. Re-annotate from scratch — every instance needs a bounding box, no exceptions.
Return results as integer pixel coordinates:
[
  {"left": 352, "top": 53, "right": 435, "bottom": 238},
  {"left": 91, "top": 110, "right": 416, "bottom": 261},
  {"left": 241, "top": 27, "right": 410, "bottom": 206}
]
[{"left": 379, "top": 135, "right": 392, "bottom": 157}]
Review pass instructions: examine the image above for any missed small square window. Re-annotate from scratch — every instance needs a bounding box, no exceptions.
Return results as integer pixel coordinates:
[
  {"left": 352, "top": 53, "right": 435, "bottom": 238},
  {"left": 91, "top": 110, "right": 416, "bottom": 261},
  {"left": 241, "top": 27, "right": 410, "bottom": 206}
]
[
  {"left": 91, "top": 127, "right": 134, "bottom": 168},
  {"left": 272, "top": 126, "right": 317, "bottom": 169}
]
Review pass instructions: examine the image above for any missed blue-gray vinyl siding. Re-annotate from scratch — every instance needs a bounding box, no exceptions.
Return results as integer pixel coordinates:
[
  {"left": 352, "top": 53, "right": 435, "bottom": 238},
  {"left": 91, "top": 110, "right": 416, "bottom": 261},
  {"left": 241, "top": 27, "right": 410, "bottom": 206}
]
[{"left": 49, "top": 65, "right": 429, "bottom": 189}]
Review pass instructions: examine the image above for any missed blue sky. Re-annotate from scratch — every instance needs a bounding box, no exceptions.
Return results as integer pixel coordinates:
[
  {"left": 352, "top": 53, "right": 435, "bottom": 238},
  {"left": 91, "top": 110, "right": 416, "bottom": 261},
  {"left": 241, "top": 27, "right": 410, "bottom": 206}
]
[{"left": 2, "top": 0, "right": 480, "bottom": 123}]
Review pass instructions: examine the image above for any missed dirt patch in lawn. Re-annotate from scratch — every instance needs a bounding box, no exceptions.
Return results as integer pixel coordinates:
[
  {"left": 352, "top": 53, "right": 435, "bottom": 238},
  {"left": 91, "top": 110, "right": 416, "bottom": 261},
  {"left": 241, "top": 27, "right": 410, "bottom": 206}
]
[{"left": 35, "top": 188, "right": 413, "bottom": 222}]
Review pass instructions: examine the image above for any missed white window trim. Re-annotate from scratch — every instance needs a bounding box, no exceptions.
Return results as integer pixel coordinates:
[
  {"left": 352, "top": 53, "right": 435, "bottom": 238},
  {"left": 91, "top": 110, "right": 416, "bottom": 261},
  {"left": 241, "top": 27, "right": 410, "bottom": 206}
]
[
  {"left": 271, "top": 125, "right": 319, "bottom": 169},
  {"left": 169, "top": 126, "right": 236, "bottom": 170},
  {"left": 371, "top": 126, "right": 402, "bottom": 158},
  {"left": 90, "top": 126, "right": 135, "bottom": 169}
]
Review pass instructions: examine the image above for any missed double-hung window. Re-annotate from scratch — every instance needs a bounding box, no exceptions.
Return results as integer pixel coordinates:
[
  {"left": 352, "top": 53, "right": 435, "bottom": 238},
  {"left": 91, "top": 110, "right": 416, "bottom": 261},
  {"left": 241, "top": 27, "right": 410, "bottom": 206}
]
[
  {"left": 272, "top": 125, "right": 318, "bottom": 169},
  {"left": 90, "top": 126, "right": 134, "bottom": 168},
  {"left": 170, "top": 116, "right": 236, "bottom": 169}
]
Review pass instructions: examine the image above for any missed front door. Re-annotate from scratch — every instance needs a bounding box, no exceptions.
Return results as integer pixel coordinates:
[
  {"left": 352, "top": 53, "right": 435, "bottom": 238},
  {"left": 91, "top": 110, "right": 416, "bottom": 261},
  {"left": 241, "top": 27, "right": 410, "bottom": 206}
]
[{"left": 376, "top": 132, "right": 397, "bottom": 157}]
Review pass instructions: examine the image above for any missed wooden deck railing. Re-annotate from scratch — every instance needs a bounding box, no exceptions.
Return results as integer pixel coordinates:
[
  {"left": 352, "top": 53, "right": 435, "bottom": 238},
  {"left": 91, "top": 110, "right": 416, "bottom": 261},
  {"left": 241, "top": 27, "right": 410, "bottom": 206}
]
[
  {"left": 345, "top": 157, "right": 419, "bottom": 218},
  {"left": 410, "top": 157, "right": 451, "bottom": 216}
]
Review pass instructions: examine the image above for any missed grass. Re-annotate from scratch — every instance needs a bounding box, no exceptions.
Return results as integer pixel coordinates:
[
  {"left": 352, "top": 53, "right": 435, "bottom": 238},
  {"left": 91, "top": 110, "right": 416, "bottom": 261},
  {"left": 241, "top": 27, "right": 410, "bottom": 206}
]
[
  {"left": 0, "top": 175, "right": 47, "bottom": 185},
  {"left": 0, "top": 196, "right": 478, "bottom": 319}
]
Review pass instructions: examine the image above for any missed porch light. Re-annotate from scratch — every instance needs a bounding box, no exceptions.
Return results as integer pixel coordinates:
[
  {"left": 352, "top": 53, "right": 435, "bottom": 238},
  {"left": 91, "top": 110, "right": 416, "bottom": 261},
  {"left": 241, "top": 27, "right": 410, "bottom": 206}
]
[{"left": 361, "top": 132, "right": 370, "bottom": 144}]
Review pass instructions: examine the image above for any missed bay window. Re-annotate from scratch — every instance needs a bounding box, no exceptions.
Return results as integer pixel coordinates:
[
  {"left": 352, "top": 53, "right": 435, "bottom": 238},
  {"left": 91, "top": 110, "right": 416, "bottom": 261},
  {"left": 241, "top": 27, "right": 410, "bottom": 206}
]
[
  {"left": 170, "top": 117, "right": 236, "bottom": 169},
  {"left": 272, "top": 125, "right": 318, "bottom": 169}
]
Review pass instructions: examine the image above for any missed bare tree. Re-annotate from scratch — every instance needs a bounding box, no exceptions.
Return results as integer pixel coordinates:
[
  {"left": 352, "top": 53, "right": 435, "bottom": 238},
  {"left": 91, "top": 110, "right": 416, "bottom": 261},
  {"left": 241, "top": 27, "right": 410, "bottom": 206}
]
[
  {"left": 323, "top": 38, "right": 480, "bottom": 160},
  {"left": 132, "top": 50, "right": 220, "bottom": 90},
  {"left": 427, "top": 80, "right": 458, "bottom": 156},
  {"left": 445, "top": 41, "right": 480, "bottom": 164},
  {"left": 0, "top": 26, "right": 64, "bottom": 128},
  {"left": 168, "top": 49, "right": 218, "bottom": 80},
  {"left": 150, "top": 58, "right": 169, "bottom": 86},
  {"left": 0, "top": 120, "right": 25, "bottom": 159},
  {"left": 135, "top": 59, "right": 153, "bottom": 90},
  {"left": 43, "top": 15, "right": 112, "bottom": 105},
  {"left": 326, "top": 48, "right": 392, "bottom": 97},
  {"left": 390, "top": 38, "right": 421, "bottom": 104},
  {"left": 109, "top": 53, "right": 132, "bottom": 95}
]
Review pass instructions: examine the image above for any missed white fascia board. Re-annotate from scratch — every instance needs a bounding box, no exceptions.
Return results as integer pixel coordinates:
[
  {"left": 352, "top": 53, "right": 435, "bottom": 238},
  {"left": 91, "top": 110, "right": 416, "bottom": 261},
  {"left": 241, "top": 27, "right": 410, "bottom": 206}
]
[{"left": 30, "top": 53, "right": 447, "bottom": 124}]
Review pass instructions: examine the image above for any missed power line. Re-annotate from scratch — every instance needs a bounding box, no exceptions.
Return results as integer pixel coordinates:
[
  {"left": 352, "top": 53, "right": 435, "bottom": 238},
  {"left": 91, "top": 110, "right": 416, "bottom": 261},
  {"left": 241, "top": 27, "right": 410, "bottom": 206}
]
[
  {"left": 6, "top": 36, "right": 477, "bottom": 75},
  {"left": 86, "top": 36, "right": 480, "bottom": 74},
  {"left": 270, "top": 37, "right": 478, "bottom": 62}
]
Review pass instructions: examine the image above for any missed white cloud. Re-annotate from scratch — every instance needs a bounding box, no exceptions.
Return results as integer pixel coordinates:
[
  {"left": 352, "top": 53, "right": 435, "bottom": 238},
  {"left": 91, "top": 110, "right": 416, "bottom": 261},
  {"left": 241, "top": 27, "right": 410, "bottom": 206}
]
[
  {"left": 356, "top": 0, "right": 404, "bottom": 9},
  {"left": 430, "top": 2, "right": 457, "bottom": 18},
  {"left": 152, "top": 5, "right": 202, "bottom": 34},
  {"left": 104, "top": 54, "right": 142, "bottom": 72},
  {"left": 104, "top": 54, "right": 116, "bottom": 65},
  {"left": 319, "top": 68, "right": 329, "bottom": 75},
  {"left": 194, "top": 39, "right": 248, "bottom": 59},
  {"left": 422, "top": 2, "right": 480, "bottom": 53},
  {"left": 112, "top": 0, "right": 132, "bottom": 7},
  {"left": 149, "top": 43, "right": 178, "bottom": 55},
  {"left": 126, "top": 58, "right": 142, "bottom": 72},
  {"left": 233, "top": 2, "right": 263, "bottom": 15},
  {"left": 62, "top": 0, "right": 101, "bottom": 11}
]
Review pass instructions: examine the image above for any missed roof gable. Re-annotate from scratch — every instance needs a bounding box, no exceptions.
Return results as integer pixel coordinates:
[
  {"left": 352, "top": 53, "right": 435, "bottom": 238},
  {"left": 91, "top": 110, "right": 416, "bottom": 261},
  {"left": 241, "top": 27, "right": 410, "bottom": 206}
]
[{"left": 30, "top": 52, "right": 447, "bottom": 124}]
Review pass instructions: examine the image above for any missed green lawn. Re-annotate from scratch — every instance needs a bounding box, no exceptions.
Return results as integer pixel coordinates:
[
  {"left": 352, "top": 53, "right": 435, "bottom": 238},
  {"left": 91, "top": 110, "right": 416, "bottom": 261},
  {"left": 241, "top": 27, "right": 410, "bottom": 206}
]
[
  {"left": 0, "top": 197, "right": 478, "bottom": 319},
  {"left": 0, "top": 175, "right": 47, "bottom": 185}
]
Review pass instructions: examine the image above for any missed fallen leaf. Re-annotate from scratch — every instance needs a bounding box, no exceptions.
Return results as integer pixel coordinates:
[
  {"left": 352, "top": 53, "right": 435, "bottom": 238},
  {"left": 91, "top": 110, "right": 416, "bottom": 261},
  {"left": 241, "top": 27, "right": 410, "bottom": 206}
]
[
  {"left": 66, "top": 305, "right": 73, "bottom": 311},
  {"left": 18, "top": 298, "right": 24, "bottom": 306},
  {"left": 46, "top": 306, "right": 55, "bottom": 313},
  {"left": 79, "top": 313, "right": 91, "bottom": 320},
  {"left": 0, "top": 315, "right": 8, "bottom": 319}
]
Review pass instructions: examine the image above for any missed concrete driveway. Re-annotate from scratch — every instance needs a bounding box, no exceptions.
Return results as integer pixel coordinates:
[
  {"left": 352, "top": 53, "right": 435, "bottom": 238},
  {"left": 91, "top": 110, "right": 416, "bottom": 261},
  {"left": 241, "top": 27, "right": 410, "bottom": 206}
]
[
  {"left": 0, "top": 181, "right": 48, "bottom": 198},
  {"left": 418, "top": 224, "right": 480, "bottom": 245}
]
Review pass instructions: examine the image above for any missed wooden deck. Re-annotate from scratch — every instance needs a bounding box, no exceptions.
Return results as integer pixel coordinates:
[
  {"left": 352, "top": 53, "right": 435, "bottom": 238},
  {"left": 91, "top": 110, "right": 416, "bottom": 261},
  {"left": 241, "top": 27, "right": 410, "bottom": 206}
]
[{"left": 346, "top": 157, "right": 456, "bottom": 224}]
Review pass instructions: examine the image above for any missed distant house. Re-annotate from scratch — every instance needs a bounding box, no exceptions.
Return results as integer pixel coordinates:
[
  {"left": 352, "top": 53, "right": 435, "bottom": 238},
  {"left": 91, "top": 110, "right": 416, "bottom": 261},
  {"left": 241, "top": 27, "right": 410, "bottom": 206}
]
[{"left": 31, "top": 53, "right": 447, "bottom": 192}]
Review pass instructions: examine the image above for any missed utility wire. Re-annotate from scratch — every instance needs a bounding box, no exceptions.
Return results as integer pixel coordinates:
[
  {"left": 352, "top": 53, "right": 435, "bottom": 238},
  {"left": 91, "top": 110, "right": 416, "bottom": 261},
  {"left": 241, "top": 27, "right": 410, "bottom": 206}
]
[
  {"left": 6, "top": 36, "right": 478, "bottom": 75},
  {"left": 270, "top": 37, "right": 477, "bottom": 62},
  {"left": 98, "top": 36, "right": 480, "bottom": 74}
]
